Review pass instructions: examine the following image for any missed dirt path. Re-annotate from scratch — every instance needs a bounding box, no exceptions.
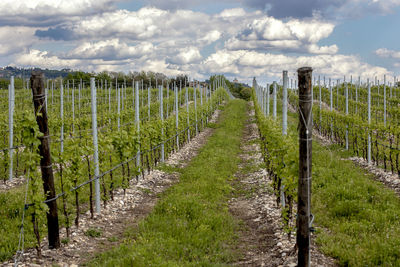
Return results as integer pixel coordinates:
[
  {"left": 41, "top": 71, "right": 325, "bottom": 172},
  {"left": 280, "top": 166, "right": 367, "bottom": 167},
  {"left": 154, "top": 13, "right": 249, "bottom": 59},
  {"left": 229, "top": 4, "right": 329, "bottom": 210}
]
[
  {"left": 229, "top": 103, "right": 337, "bottom": 267},
  {"left": 5, "top": 111, "right": 221, "bottom": 267}
]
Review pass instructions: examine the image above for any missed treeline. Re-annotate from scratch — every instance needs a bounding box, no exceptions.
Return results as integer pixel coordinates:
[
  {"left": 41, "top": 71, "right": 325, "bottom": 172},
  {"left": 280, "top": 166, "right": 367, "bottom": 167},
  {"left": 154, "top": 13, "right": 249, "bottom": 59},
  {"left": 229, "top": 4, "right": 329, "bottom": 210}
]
[
  {"left": 0, "top": 67, "right": 190, "bottom": 90},
  {"left": 226, "top": 80, "right": 252, "bottom": 100},
  {"left": 65, "top": 71, "right": 188, "bottom": 89}
]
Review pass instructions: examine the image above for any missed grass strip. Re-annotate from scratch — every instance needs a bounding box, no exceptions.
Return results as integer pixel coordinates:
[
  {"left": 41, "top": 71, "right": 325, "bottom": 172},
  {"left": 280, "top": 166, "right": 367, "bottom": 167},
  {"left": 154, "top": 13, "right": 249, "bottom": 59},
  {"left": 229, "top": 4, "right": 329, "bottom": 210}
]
[
  {"left": 312, "top": 140, "right": 400, "bottom": 266},
  {"left": 283, "top": 106, "right": 400, "bottom": 266},
  {"left": 89, "top": 99, "right": 247, "bottom": 266}
]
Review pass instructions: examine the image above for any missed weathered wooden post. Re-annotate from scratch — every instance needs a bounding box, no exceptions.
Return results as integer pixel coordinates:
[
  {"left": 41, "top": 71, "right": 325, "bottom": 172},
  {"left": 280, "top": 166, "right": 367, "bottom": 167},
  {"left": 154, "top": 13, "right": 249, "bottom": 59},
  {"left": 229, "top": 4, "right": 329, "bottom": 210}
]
[
  {"left": 297, "top": 67, "right": 313, "bottom": 267},
  {"left": 30, "top": 71, "right": 60, "bottom": 249}
]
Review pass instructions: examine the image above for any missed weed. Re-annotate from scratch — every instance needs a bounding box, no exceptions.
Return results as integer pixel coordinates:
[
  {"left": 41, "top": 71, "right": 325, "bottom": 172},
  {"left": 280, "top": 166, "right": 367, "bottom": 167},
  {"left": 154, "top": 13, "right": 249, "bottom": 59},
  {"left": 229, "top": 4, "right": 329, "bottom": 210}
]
[{"left": 85, "top": 228, "right": 102, "bottom": 238}]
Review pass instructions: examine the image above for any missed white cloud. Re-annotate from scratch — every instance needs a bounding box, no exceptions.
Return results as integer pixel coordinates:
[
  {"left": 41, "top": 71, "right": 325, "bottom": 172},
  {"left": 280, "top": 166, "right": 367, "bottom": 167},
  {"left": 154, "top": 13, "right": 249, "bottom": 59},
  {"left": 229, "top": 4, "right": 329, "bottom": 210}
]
[
  {"left": 35, "top": 7, "right": 258, "bottom": 44},
  {"left": 1, "top": 4, "right": 394, "bottom": 83},
  {"left": 286, "top": 19, "right": 334, "bottom": 43},
  {"left": 65, "top": 39, "right": 154, "bottom": 60},
  {"left": 202, "top": 49, "right": 389, "bottom": 81},
  {"left": 337, "top": 0, "right": 400, "bottom": 18},
  {"left": 0, "top": 0, "right": 120, "bottom": 26},
  {"left": 218, "top": 8, "right": 247, "bottom": 18},
  {"left": 308, "top": 44, "right": 338, "bottom": 54},
  {"left": 110, "top": 0, "right": 400, "bottom": 19},
  {"left": 225, "top": 16, "right": 337, "bottom": 54},
  {"left": 16, "top": 49, "right": 80, "bottom": 69},
  {"left": 168, "top": 47, "right": 202, "bottom": 65},
  {"left": 0, "top": 27, "right": 37, "bottom": 56},
  {"left": 198, "top": 30, "right": 222, "bottom": 46},
  {"left": 375, "top": 48, "right": 400, "bottom": 59}
]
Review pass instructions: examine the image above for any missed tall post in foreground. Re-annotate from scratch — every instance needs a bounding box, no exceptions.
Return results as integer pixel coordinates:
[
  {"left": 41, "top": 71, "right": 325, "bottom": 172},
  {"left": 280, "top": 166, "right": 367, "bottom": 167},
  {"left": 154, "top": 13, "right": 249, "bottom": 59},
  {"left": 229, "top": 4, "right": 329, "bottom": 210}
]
[
  {"left": 8, "top": 76, "right": 14, "bottom": 181},
  {"left": 30, "top": 71, "right": 60, "bottom": 249},
  {"left": 282, "top": 71, "right": 288, "bottom": 135},
  {"left": 90, "top": 78, "right": 101, "bottom": 214},
  {"left": 297, "top": 67, "right": 313, "bottom": 267}
]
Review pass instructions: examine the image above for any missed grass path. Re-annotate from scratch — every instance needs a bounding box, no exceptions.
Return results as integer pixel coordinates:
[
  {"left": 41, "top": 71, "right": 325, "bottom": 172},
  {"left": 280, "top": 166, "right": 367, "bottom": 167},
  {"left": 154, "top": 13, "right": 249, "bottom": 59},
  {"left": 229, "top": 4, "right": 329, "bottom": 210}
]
[{"left": 89, "top": 99, "right": 247, "bottom": 266}]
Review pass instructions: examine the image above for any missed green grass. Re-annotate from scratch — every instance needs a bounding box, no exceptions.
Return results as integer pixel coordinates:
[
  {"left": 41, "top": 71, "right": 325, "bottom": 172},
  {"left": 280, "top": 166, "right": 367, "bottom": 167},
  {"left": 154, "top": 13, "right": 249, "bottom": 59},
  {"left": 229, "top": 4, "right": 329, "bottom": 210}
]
[
  {"left": 85, "top": 228, "right": 102, "bottom": 238},
  {"left": 312, "top": 141, "right": 400, "bottom": 266},
  {"left": 89, "top": 99, "right": 247, "bottom": 266},
  {"left": 156, "top": 164, "right": 182, "bottom": 174},
  {"left": 0, "top": 166, "right": 125, "bottom": 261},
  {"left": 0, "top": 186, "right": 42, "bottom": 261},
  {"left": 281, "top": 104, "right": 400, "bottom": 266}
]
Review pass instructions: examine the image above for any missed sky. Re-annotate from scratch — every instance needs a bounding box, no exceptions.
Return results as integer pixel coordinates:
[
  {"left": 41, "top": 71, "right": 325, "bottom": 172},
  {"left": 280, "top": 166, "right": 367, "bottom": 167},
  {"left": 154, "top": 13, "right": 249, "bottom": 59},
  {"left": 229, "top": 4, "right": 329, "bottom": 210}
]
[{"left": 0, "top": 0, "right": 400, "bottom": 84}]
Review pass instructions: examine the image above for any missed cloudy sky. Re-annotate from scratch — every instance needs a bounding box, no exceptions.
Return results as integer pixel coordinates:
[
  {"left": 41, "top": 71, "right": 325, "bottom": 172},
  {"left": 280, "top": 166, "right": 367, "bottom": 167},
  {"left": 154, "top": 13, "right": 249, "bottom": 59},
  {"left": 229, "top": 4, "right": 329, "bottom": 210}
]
[{"left": 1, "top": 0, "right": 400, "bottom": 84}]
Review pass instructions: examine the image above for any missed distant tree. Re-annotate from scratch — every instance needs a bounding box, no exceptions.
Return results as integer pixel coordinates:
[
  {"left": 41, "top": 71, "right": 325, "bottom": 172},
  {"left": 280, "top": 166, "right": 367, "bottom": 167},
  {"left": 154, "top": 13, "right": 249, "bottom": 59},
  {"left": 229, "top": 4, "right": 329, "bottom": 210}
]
[{"left": 240, "top": 87, "right": 252, "bottom": 101}]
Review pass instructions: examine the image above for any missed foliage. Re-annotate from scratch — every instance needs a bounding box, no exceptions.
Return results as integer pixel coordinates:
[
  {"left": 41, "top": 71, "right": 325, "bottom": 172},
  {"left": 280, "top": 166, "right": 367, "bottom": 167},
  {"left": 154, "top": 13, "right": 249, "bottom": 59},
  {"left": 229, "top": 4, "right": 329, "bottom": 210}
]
[
  {"left": 252, "top": 89, "right": 298, "bottom": 234},
  {"left": 239, "top": 87, "right": 252, "bottom": 101},
  {"left": 0, "top": 84, "right": 229, "bottom": 261},
  {"left": 89, "top": 99, "right": 247, "bottom": 266}
]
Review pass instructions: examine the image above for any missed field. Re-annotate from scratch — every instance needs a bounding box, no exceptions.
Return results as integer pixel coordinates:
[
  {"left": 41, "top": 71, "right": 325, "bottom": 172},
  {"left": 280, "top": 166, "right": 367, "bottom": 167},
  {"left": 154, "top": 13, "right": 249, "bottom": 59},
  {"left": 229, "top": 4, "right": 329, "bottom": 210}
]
[{"left": 0, "top": 72, "right": 400, "bottom": 267}]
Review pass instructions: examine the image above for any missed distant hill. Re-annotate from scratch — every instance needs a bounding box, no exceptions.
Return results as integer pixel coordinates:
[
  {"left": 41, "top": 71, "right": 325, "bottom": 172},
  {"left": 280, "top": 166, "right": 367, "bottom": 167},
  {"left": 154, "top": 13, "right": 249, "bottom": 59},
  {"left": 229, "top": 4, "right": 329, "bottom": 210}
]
[{"left": 0, "top": 66, "right": 73, "bottom": 79}]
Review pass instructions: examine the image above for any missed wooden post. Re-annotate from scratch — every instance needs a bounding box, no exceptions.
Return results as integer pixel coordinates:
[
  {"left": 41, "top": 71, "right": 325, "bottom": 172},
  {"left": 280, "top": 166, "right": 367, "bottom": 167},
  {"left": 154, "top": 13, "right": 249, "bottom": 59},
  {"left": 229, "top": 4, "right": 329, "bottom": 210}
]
[
  {"left": 30, "top": 71, "right": 60, "bottom": 249},
  {"left": 297, "top": 67, "right": 313, "bottom": 267}
]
